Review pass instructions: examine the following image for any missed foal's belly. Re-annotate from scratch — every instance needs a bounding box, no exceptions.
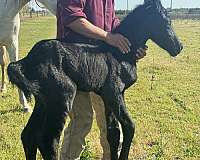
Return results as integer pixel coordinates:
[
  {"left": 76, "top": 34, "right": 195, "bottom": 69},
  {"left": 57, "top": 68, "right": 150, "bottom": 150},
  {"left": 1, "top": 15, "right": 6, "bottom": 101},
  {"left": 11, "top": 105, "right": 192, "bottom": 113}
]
[{"left": 67, "top": 54, "right": 109, "bottom": 92}]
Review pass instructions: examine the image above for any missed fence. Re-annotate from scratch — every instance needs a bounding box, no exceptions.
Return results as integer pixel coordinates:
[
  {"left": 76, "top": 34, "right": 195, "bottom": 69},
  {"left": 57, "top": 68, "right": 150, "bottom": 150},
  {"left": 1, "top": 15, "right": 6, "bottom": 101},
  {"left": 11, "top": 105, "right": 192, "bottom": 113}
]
[
  {"left": 116, "top": 12, "right": 200, "bottom": 21},
  {"left": 169, "top": 12, "right": 200, "bottom": 20},
  {"left": 19, "top": 7, "right": 200, "bottom": 20},
  {"left": 19, "top": 10, "right": 51, "bottom": 18}
]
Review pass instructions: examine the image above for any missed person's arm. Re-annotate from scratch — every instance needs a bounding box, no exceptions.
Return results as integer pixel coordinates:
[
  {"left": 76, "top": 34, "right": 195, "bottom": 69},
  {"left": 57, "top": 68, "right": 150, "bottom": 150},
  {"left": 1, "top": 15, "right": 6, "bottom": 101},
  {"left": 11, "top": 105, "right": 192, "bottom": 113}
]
[
  {"left": 110, "top": 6, "right": 147, "bottom": 59},
  {"left": 59, "top": 0, "right": 145, "bottom": 55},
  {"left": 67, "top": 18, "right": 131, "bottom": 54},
  {"left": 59, "top": 0, "right": 130, "bottom": 53}
]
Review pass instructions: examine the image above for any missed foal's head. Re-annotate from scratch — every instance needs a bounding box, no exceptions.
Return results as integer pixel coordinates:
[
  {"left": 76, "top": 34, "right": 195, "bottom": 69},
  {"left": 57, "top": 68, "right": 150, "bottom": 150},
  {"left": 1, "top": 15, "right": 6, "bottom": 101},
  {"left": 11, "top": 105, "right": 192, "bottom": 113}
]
[
  {"left": 143, "top": 0, "right": 183, "bottom": 56},
  {"left": 116, "top": 0, "right": 183, "bottom": 57}
]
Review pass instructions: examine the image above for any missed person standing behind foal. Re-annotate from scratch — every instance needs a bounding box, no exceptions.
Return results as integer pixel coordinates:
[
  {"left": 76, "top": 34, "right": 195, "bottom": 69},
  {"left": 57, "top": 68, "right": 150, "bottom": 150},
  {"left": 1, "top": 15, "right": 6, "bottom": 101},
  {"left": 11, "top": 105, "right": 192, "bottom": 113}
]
[{"left": 57, "top": 0, "right": 147, "bottom": 159}]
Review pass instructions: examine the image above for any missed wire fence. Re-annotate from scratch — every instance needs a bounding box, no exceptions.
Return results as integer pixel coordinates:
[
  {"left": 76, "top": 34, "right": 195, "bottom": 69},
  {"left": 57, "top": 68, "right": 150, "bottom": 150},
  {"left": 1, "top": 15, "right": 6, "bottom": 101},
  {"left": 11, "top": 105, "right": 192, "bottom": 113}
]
[
  {"left": 19, "top": 5, "right": 200, "bottom": 20},
  {"left": 19, "top": 10, "right": 51, "bottom": 19},
  {"left": 19, "top": 1, "right": 51, "bottom": 18},
  {"left": 116, "top": 11, "right": 200, "bottom": 21},
  {"left": 169, "top": 12, "right": 200, "bottom": 20}
]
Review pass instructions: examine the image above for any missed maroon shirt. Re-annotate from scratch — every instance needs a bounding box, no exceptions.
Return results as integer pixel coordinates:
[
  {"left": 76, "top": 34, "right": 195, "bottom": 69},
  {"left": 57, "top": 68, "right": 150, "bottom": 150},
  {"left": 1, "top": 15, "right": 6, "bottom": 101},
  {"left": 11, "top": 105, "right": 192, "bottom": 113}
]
[{"left": 57, "top": 0, "right": 120, "bottom": 42}]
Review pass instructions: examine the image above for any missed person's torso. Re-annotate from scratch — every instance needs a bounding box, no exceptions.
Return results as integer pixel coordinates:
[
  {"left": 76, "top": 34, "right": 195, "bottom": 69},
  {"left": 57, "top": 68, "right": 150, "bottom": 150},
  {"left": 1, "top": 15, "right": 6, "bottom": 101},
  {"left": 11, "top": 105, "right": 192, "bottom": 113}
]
[
  {"left": 57, "top": 0, "right": 115, "bottom": 42},
  {"left": 84, "top": 0, "right": 114, "bottom": 31}
]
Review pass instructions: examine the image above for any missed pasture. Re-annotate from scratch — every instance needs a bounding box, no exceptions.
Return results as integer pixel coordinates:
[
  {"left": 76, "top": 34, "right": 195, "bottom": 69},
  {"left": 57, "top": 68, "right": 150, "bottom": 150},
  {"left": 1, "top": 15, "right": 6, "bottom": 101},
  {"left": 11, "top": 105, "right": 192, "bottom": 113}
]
[{"left": 0, "top": 16, "right": 200, "bottom": 160}]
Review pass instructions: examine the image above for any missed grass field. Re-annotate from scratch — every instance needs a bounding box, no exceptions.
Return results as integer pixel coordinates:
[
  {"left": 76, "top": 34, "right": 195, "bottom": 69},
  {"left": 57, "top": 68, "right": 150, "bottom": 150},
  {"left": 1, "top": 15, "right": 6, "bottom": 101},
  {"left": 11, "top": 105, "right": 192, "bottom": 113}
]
[{"left": 0, "top": 16, "right": 200, "bottom": 160}]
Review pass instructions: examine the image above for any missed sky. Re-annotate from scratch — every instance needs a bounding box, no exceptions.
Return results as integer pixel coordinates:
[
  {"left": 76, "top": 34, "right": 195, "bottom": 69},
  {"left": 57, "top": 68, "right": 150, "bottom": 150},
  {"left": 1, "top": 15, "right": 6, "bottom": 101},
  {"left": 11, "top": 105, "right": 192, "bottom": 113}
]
[
  {"left": 32, "top": 0, "right": 200, "bottom": 11},
  {"left": 115, "top": 0, "right": 200, "bottom": 9}
]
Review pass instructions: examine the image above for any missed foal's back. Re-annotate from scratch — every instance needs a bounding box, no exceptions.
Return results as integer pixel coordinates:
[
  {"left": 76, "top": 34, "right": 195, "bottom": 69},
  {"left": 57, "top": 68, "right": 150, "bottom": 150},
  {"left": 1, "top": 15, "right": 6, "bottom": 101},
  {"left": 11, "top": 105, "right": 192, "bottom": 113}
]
[{"left": 23, "top": 40, "right": 119, "bottom": 93}]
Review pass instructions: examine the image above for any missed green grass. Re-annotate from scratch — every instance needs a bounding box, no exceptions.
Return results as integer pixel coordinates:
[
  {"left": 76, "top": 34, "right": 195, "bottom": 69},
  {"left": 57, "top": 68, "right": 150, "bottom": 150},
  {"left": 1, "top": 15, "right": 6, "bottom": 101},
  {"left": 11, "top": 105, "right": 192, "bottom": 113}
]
[{"left": 0, "top": 17, "right": 200, "bottom": 160}]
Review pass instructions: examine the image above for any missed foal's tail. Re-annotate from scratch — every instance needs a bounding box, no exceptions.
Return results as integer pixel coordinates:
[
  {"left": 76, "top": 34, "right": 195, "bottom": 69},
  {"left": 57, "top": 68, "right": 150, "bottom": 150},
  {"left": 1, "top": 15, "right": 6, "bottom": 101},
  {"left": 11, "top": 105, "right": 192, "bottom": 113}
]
[{"left": 7, "top": 61, "right": 40, "bottom": 101}]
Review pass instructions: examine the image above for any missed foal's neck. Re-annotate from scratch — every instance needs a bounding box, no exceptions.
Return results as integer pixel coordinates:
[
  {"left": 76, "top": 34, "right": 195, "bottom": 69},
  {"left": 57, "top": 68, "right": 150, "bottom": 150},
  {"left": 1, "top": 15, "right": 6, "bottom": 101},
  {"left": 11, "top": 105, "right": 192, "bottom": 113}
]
[
  {"left": 110, "top": 10, "right": 149, "bottom": 64},
  {"left": 114, "top": 16, "right": 148, "bottom": 50}
]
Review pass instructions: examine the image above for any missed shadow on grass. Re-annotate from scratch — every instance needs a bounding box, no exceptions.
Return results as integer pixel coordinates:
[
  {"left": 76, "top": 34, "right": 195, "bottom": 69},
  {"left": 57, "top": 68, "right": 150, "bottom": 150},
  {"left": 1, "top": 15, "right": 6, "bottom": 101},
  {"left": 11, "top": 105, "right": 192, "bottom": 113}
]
[{"left": 0, "top": 107, "right": 24, "bottom": 115}]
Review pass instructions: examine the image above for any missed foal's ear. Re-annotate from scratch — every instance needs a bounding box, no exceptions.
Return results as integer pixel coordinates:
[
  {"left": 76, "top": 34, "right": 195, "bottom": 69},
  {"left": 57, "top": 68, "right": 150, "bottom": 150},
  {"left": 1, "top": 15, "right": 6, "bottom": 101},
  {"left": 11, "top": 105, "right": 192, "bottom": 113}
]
[
  {"left": 144, "top": 0, "right": 162, "bottom": 6},
  {"left": 144, "top": 0, "right": 154, "bottom": 9},
  {"left": 144, "top": 0, "right": 149, "bottom": 2},
  {"left": 144, "top": 0, "right": 152, "bottom": 3},
  {"left": 144, "top": 0, "right": 163, "bottom": 11}
]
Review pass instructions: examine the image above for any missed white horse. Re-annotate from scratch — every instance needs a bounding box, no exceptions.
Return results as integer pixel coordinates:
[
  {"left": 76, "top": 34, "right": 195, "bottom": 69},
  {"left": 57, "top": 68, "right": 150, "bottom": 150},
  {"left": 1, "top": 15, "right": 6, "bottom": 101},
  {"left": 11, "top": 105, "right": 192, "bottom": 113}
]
[{"left": 0, "top": 0, "right": 57, "bottom": 111}]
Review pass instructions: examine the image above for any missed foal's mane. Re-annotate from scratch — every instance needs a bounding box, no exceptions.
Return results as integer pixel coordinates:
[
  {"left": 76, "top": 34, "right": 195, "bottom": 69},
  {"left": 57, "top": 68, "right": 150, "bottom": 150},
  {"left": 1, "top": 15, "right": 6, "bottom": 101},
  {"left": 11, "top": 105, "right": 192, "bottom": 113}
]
[
  {"left": 114, "top": 4, "right": 146, "bottom": 33},
  {"left": 115, "top": 0, "right": 164, "bottom": 33}
]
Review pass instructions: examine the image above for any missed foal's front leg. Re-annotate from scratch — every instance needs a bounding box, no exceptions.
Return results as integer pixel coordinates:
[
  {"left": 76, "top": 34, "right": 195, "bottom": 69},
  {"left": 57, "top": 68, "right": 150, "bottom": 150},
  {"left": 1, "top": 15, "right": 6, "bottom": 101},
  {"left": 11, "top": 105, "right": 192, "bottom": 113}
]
[
  {"left": 102, "top": 92, "right": 135, "bottom": 160},
  {"left": 105, "top": 109, "right": 120, "bottom": 160}
]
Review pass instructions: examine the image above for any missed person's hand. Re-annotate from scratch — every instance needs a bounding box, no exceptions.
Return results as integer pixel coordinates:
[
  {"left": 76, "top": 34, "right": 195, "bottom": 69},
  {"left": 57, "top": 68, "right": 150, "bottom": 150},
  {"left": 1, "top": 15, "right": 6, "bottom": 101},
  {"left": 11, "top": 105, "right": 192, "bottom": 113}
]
[
  {"left": 136, "top": 46, "right": 148, "bottom": 59},
  {"left": 105, "top": 33, "right": 131, "bottom": 54}
]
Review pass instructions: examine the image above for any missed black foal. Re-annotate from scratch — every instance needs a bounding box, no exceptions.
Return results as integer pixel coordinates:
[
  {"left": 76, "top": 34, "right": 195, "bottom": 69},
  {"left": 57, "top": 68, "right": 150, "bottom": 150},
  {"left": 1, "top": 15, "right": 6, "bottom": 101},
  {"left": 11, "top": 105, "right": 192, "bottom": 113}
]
[{"left": 8, "top": 0, "right": 182, "bottom": 159}]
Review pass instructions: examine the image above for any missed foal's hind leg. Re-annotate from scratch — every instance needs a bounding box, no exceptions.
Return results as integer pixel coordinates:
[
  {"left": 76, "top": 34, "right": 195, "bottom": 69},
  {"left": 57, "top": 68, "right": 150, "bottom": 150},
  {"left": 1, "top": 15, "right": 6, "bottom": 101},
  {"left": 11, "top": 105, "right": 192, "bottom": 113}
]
[
  {"left": 37, "top": 79, "right": 76, "bottom": 160},
  {"left": 21, "top": 100, "right": 45, "bottom": 160},
  {"left": 38, "top": 97, "right": 76, "bottom": 159}
]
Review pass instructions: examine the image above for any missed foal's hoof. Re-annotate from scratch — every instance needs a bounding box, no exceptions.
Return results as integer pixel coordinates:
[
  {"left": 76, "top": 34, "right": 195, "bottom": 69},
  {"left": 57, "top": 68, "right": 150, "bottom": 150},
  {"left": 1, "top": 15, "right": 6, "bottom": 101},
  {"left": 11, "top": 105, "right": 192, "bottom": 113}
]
[{"left": 23, "top": 106, "right": 32, "bottom": 113}]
